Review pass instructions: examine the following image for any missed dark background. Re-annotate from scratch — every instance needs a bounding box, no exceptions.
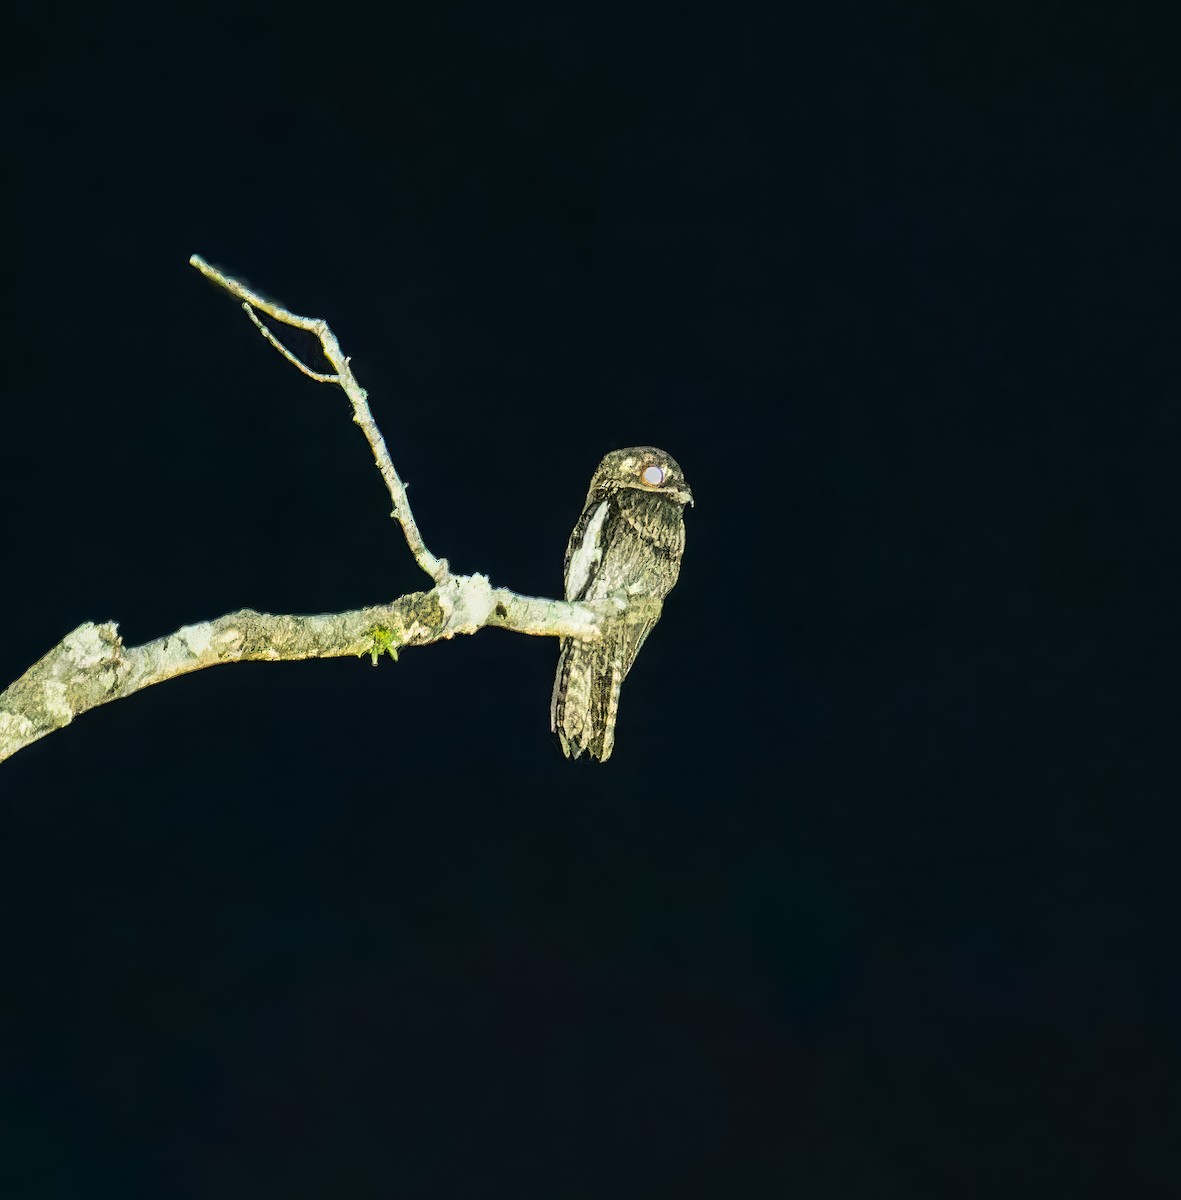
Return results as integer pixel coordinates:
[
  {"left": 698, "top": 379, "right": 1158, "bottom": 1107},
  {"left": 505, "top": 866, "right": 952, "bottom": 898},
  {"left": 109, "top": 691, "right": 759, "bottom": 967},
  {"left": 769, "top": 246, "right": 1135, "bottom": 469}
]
[{"left": 2, "top": 2, "right": 1178, "bottom": 1196}]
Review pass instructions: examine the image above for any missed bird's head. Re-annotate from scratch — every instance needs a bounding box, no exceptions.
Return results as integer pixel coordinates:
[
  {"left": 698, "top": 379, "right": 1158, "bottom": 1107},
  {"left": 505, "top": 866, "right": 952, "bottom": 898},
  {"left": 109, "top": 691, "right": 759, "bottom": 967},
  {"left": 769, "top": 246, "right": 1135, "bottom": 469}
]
[{"left": 590, "top": 446, "right": 694, "bottom": 507}]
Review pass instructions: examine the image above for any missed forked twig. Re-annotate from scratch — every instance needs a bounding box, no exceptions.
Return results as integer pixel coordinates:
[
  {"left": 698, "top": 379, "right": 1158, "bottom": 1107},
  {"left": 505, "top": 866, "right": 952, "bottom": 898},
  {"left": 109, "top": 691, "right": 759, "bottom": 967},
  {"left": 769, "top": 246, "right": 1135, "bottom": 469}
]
[
  {"left": 190, "top": 254, "right": 447, "bottom": 584},
  {"left": 0, "top": 257, "right": 621, "bottom": 764}
]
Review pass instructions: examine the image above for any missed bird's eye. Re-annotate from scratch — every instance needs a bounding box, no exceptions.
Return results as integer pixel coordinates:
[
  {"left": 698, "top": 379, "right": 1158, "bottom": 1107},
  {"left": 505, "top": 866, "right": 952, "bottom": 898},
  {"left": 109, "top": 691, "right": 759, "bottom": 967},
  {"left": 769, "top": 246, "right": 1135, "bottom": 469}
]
[{"left": 642, "top": 465, "right": 665, "bottom": 486}]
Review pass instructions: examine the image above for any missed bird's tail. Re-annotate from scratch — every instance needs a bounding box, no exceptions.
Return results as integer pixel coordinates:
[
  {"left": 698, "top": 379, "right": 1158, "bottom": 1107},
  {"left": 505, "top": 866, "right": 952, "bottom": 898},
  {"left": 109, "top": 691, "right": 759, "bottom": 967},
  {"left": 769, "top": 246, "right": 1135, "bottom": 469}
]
[{"left": 550, "top": 637, "right": 623, "bottom": 762}]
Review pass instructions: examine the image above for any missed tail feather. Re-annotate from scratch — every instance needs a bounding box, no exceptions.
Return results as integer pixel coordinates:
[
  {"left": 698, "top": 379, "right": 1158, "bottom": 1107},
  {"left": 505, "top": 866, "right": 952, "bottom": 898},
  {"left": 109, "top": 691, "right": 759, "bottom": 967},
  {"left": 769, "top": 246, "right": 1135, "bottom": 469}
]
[{"left": 550, "top": 639, "right": 623, "bottom": 762}]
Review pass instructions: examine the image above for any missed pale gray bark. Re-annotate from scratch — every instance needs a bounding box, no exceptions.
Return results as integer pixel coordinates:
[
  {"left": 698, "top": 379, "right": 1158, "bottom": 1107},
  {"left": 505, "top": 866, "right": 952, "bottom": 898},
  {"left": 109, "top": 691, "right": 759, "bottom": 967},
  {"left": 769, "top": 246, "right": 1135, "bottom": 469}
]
[{"left": 0, "top": 261, "right": 622, "bottom": 764}]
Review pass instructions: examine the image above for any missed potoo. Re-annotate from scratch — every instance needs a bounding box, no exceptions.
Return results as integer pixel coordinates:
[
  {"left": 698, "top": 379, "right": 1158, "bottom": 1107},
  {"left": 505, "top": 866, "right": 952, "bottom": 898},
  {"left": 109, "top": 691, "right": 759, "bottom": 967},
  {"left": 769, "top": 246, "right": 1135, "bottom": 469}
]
[{"left": 550, "top": 446, "right": 692, "bottom": 761}]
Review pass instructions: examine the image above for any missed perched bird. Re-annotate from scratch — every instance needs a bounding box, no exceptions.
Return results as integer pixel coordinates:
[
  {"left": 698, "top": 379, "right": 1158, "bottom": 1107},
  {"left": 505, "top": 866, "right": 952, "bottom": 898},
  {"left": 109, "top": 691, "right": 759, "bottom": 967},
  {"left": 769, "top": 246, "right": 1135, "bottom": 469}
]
[{"left": 550, "top": 446, "right": 693, "bottom": 761}]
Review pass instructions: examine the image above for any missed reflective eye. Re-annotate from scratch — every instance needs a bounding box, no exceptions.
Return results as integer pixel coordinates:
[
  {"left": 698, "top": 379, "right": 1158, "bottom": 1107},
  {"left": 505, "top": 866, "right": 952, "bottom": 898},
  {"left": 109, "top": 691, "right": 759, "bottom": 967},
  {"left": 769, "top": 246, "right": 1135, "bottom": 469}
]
[{"left": 642, "top": 465, "right": 665, "bottom": 486}]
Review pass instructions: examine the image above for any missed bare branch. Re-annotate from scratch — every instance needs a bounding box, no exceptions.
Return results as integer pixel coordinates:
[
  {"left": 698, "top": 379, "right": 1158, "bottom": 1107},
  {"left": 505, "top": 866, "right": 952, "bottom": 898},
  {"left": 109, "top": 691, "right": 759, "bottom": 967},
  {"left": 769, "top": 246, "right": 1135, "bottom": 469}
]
[
  {"left": 189, "top": 254, "right": 447, "bottom": 583},
  {"left": 0, "top": 259, "right": 642, "bottom": 765},
  {"left": 0, "top": 579, "right": 608, "bottom": 764},
  {"left": 241, "top": 303, "right": 339, "bottom": 382}
]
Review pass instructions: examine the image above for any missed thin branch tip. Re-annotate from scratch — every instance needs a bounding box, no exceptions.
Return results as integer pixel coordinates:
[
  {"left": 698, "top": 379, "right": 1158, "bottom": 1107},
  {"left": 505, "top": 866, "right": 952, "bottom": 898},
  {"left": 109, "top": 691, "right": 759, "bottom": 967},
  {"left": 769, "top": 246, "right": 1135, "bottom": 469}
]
[{"left": 189, "top": 254, "right": 445, "bottom": 581}]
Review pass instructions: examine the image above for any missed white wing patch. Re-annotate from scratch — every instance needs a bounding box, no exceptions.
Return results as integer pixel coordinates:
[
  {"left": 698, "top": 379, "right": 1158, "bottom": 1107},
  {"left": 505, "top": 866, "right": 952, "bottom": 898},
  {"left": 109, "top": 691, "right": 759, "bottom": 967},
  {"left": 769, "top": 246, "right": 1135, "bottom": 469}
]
[{"left": 565, "top": 500, "right": 609, "bottom": 599}]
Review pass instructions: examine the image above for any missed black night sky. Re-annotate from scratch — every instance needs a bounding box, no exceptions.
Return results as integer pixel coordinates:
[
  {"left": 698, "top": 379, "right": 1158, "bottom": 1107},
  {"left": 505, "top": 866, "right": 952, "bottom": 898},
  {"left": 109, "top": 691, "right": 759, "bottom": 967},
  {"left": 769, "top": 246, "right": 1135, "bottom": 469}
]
[{"left": 2, "top": 3, "right": 1178, "bottom": 1196}]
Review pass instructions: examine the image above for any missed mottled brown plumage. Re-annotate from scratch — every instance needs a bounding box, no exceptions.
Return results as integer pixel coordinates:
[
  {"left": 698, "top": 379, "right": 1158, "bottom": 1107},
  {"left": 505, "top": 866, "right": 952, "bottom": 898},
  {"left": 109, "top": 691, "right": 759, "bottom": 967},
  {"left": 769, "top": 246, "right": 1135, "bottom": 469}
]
[{"left": 550, "top": 447, "right": 692, "bottom": 761}]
